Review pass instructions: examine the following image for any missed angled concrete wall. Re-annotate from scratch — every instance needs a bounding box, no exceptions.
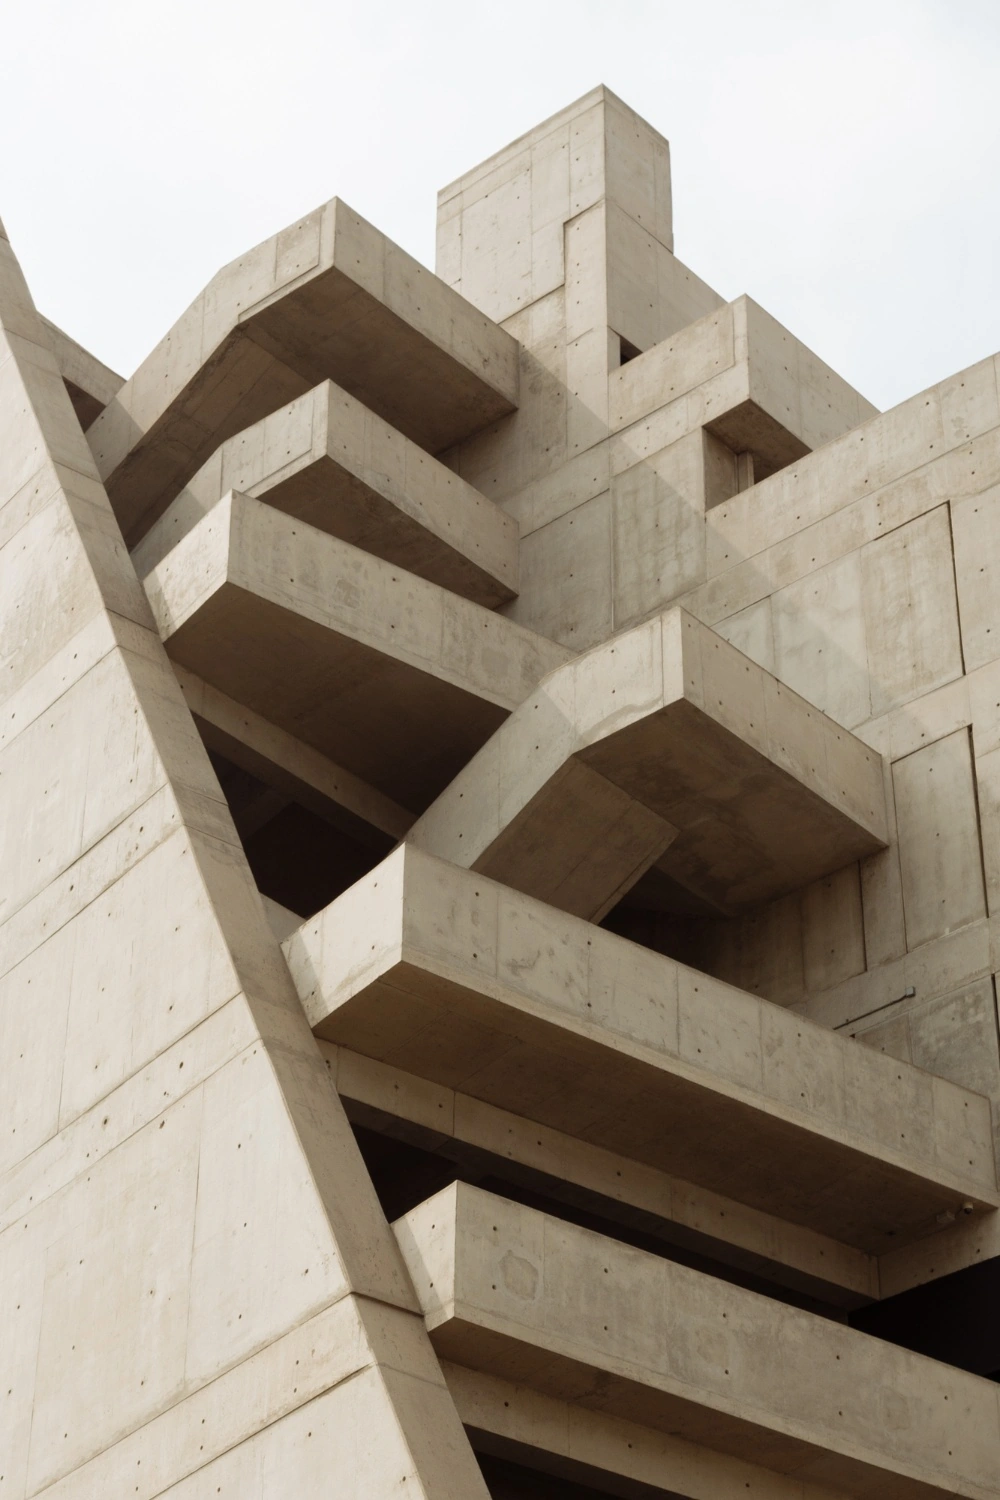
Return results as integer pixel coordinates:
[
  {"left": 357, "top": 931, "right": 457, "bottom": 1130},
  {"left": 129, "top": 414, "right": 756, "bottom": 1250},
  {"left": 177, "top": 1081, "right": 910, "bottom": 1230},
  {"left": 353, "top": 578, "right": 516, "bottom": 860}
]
[
  {"left": 0, "top": 220, "right": 490, "bottom": 1498},
  {"left": 3, "top": 82, "right": 1000, "bottom": 1500}
]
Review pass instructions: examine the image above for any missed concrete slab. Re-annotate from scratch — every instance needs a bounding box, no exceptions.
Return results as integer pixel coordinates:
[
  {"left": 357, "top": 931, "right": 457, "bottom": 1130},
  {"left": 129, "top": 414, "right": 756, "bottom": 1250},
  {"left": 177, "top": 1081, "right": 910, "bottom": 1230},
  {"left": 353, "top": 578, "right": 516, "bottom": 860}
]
[
  {"left": 407, "top": 608, "right": 888, "bottom": 918},
  {"left": 87, "top": 198, "right": 519, "bottom": 546},
  {"left": 131, "top": 379, "right": 518, "bottom": 606},
  {"left": 286, "top": 846, "right": 997, "bottom": 1252},
  {"left": 142, "top": 490, "right": 568, "bottom": 809},
  {"left": 327, "top": 1041, "right": 878, "bottom": 1308},
  {"left": 396, "top": 1183, "right": 1000, "bottom": 1500}
]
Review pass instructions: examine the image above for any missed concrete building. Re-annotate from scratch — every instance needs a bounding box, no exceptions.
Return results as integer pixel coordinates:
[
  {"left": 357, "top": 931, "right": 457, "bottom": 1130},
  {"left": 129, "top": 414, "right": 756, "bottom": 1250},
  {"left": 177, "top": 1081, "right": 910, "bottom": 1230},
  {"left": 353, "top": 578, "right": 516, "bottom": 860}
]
[{"left": 1, "top": 85, "right": 999, "bottom": 1498}]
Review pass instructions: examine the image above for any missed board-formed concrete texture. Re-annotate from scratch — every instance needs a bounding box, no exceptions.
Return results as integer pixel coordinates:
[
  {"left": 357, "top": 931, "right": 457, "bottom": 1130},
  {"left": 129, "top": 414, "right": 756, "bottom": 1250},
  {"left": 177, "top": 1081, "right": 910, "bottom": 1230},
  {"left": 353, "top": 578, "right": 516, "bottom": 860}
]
[{"left": 2, "top": 83, "right": 1000, "bottom": 1500}]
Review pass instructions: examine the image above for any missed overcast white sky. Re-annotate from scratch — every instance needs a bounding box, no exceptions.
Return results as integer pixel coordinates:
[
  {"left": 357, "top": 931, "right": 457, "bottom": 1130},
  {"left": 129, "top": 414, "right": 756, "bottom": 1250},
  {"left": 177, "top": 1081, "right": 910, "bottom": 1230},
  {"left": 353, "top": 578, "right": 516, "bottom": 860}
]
[{"left": 2, "top": 0, "right": 997, "bottom": 412}]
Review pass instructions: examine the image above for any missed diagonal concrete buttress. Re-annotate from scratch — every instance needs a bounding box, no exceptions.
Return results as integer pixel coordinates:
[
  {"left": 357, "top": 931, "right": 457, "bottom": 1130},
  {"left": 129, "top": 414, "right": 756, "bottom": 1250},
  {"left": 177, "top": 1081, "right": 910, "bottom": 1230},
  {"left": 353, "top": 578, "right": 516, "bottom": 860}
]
[{"left": 0, "top": 219, "right": 490, "bottom": 1496}]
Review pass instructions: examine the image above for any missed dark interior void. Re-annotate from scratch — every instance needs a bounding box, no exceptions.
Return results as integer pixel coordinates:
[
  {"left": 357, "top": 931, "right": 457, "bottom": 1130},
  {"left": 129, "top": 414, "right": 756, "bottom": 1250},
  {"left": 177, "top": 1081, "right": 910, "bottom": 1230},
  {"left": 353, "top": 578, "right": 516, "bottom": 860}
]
[
  {"left": 64, "top": 377, "right": 105, "bottom": 430},
  {"left": 616, "top": 333, "right": 643, "bottom": 367},
  {"left": 208, "top": 748, "right": 393, "bottom": 918},
  {"left": 349, "top": 1116, "right": 850, "bottom": 1320},
  {"left": 850, "top": 1255, "right": 1000, "bottom": 1381},
  {"left": 603, "top": 865, "right": 844, "bottom": 1008},
  {"left": 479, "top": 1453, "right": 620, "bottom": 1500},
  {"left": 473, "top": 1440, "right": 684, "bottom": 1500},
  {"left": 602, "top": 869, "right": 747, "bottom": 985}
]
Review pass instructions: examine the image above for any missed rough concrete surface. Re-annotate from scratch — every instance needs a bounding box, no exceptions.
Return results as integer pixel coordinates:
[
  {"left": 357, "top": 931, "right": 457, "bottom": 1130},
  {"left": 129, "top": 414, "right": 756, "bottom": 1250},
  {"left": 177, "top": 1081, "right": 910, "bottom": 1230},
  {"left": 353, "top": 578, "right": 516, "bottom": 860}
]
[{"left": 2, "top": 85, "right": 999, "bottom": 1500}]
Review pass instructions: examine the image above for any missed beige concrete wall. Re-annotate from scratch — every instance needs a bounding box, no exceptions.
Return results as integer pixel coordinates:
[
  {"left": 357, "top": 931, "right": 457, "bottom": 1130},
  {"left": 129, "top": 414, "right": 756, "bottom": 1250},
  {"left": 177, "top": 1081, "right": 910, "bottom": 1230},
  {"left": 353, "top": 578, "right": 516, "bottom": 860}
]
[
  {"left": 5, "top": 84, "right": 1000, "bottom": 1498},
  {"left": 628, "top": 354, "right": 1000, "bottom": 1223},
  {"left": 0, "top": 223, "right": 490, "bottom": 1498},
  {"left": 435, "top": 94, "right": 1000, "bottom": 1300},
  {"left": 432, "top": 176, "right": 988, "bottom": 1263}
]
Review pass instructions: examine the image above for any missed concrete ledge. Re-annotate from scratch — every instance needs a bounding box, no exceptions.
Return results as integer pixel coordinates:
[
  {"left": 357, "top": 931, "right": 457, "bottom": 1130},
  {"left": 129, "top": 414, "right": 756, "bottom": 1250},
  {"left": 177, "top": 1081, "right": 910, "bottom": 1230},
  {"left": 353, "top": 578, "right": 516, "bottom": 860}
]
[
  {"left": 143, "top": 491, "right": 567, "bottom": 808},
  {"left": 610, "top": 296, "right": 878, "bottom": 480},
  {"left": 407, "top": 608, "right": 889, "bottom": 918},
  {"left": 131, "top": 380, "right": 518, "bottom": 606},
  {"left": 395, "top": 1183, "right": 1000, "bottom": 1500},
  {"left": 87, "top": 198, "right": 519, "bottom": 545},
  {"left": 286, "top": 846, "right": 997, "bottom": 1251},
  {"left": 447, "top": 1361, "right": 870, "bottom": 1500}
]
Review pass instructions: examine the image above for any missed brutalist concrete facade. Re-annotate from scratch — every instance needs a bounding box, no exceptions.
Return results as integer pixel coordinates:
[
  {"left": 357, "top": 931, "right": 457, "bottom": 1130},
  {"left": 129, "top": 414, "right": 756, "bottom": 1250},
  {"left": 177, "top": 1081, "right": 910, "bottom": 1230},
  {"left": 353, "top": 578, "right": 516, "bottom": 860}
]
[{"left": 2, "top": 87, "right": 999, "bottom": 1498}]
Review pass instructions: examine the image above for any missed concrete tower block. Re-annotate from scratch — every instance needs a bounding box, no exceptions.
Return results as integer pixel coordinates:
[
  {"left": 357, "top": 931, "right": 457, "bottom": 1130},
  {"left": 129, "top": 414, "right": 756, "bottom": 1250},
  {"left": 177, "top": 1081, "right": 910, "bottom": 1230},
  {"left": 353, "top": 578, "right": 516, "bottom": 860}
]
[{"left": 437, "top": 83, "right": 721, "bottom": 357}]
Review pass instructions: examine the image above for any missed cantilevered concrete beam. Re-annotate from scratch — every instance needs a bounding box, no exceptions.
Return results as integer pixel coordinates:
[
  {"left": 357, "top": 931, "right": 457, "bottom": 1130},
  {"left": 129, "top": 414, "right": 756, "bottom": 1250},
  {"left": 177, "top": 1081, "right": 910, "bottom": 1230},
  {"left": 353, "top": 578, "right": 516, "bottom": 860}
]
[
  {"left": 132, "top": 379, "right": 518, "bottom": 606},
  {"left": 396, "top": 1184, "right": 1000, "bottom": 1500},
  {"left": 408, "top": 608, "right": 888, "bottom": 918},
  {"left": 285, "top": 847, "right": 997, "bottom": 1251},
  {"left": 87, "top": 198, "right": 519, "bottom": 546},
  {"left": 142, "top": 492, "right": 568, "bottom": 809}
]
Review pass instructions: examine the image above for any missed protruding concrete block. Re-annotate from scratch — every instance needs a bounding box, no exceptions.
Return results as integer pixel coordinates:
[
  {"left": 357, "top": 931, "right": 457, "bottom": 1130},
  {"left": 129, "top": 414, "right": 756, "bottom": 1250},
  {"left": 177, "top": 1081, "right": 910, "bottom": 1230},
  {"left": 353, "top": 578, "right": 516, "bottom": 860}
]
[
  {"left": 142, "top": 491, "right": 568, "bottom": 808},
  {"left": 286, "top": 845, "right": 997, "bottom": 1251},
  {"left": 611, "top": 296, "right": 879, "bottom": 479},
  {"left": 408, "top": 608, "right": 888, "bottom": 917},
  {"left": 132, "top": 379, "right": 518, "bottom": 606},
  {"left": 396, "top": 1183, "right": 1000, "bottom": 1500},
  {"left": 88, "top": 198, "right": 520, "bottom": 545}
]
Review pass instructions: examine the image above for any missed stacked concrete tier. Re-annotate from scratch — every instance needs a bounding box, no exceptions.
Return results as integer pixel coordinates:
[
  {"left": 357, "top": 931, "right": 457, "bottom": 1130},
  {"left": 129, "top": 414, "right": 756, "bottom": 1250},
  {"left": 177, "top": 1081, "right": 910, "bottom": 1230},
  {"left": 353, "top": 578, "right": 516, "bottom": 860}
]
[{"left": 2, "top": 85, "right": 999, "bottom": 1500}]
